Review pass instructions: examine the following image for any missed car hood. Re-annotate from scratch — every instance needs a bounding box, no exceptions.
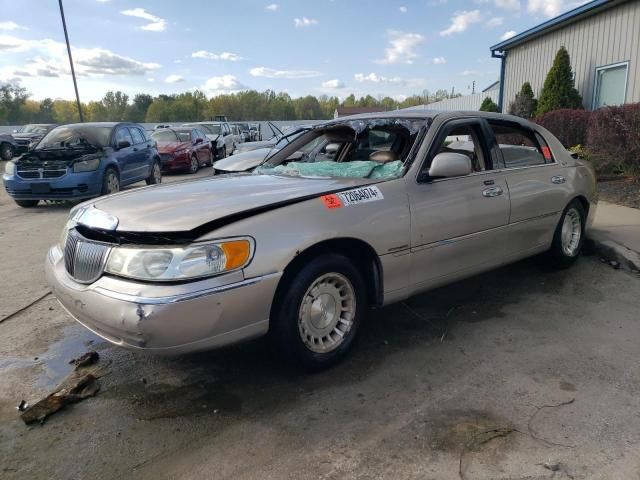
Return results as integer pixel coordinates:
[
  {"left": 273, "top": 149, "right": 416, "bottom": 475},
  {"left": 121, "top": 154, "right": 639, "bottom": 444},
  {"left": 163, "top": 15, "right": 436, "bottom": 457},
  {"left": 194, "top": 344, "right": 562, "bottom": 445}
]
[
  {"left": 157, "top": 142, "right": 189, "bottom": 153},
  {"left": 89, "top": 173, "right": 378, "bottom": 233},
  {"left": 215, "top": 148, "right": 271, "bottom": 172}
]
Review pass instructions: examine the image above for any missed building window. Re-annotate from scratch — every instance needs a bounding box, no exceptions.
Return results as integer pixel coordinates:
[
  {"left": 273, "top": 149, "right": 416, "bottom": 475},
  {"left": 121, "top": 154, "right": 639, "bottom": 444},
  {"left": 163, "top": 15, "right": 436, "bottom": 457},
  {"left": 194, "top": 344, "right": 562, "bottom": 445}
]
[{"left": 593, "top": 62, "right": 629, "bottom": 109}]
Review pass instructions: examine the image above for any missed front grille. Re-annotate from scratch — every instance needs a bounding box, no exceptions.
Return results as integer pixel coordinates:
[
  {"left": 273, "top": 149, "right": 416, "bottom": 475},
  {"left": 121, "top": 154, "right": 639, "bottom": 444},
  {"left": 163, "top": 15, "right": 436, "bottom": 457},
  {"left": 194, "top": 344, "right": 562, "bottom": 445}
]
[
  {"left": 17, "top": 167, "right": 67, "bottom": 179},
  {"left": 64, "top": 230, "right": 111, "bottom": 283},
  {"left": 14, "top": 139, "right": 30, "bottom": 146}
]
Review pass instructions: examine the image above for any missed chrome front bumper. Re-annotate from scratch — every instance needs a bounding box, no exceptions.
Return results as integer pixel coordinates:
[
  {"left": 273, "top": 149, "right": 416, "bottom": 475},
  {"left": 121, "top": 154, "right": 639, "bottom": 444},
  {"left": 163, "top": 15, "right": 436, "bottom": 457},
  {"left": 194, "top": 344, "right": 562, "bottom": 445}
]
[{"left": 46, "top": 245, "right": 281, "bottom": 354}]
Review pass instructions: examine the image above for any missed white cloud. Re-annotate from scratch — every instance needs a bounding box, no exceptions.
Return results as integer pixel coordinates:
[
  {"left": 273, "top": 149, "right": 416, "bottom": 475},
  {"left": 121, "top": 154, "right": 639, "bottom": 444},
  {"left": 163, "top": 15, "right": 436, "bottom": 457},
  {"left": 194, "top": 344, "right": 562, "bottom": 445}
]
[
  {"left": 354, "top": 72, "right": 423, "bottom": 87},
  {"left": 201, "top": 75, "right": 248, "bottom": 95},
  {"left": 0, "top": 21, "right": 27, "bottom": 31},
  {"left": 165, "top": 74, "right": 184, "bottom": 84},
  {"left": 249, "top": 67, "right": 322, "bottom": 79},
  {"left": 375, "top": 30, "right": 425, "bottom": 65},
  {"left": 191, "top": 50, "right": 243, "bottom": 61},
  {"left": 399, "top": 6, "right": 408, "bottom": 13},
  {"left": 440, "top": 10, "right": 483, "bottom": 36},
  {"left": 432, "top": 56, "right": 447, "bottom": 64},
  {"left": 265, "top": 3, "right": 279, "bottom": 11},
  {"left": 486, "top": 17, "right": 504, "bottom": 28},
  {"left": 500, "top": 30, "right": 517, "bottom": 40},
  {"left": 528, "top": 0, "right": 584, "bottom": 17},
  {"left": 495, "top": 0, "right": 521, "bottom": 10},
  {"left": 294, "top": 17, "right": 318, "bottom": 27},
  {"left": 462, "top": 70, "right": 479, "bottom": 76},
  {"left": 121, "top": 8, "right": 167, "bottom": 32},
  {"left": 321, "top": 79, "right": 344, "bottom": 89}
]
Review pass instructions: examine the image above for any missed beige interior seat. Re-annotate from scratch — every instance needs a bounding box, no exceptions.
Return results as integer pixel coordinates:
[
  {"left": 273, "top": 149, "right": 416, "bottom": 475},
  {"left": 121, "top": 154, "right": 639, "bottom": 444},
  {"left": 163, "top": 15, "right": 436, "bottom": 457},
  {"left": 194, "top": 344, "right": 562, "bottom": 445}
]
[{"left": 369, "top": 150, "right": 398, "bottom": 163}]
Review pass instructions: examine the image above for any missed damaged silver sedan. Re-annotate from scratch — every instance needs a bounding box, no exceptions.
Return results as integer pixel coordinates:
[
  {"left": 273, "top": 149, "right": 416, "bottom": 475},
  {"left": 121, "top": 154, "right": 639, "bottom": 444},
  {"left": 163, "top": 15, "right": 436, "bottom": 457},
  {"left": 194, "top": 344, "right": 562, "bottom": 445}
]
[{"left": 47, "top": 111, "right": 597, "bottom": 370}]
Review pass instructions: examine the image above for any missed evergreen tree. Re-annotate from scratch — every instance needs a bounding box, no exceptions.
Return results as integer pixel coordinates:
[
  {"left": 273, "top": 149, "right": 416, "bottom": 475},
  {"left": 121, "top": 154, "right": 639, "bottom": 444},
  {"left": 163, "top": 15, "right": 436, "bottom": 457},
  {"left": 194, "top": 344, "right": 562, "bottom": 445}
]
[
  {"left": 508, "top": 82, "right": 538, "bottom": 119},
  {"left": 536, "top": 47, "right": 582, "bottom": 116},
  {"left": 479, "top": 97, "right": 499, "bottom": 112}
]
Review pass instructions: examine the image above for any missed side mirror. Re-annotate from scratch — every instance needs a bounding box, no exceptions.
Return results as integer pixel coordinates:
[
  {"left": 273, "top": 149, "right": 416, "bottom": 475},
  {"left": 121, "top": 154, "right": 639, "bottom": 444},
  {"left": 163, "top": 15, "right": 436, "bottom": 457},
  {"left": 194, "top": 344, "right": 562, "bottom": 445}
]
[
  {"left": 428, "top": 152, "right": 472, "bottom": 178},
  {"left": 223, "top": 131, "right": 229, "bottom": 136},
  {"left": 117, "top": 140, "right": 131, "bottom": 150},
  {"left": 194, "top": 137, "right": 203, "bottom": 144}
]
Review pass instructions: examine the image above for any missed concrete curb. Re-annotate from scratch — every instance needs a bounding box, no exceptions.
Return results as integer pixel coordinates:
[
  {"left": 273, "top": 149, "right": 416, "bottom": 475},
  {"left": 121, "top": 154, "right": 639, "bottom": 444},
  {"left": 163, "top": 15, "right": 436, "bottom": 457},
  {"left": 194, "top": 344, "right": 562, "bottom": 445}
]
[{"left": 586, "top": 234, "right": 640, "bottom": 272}]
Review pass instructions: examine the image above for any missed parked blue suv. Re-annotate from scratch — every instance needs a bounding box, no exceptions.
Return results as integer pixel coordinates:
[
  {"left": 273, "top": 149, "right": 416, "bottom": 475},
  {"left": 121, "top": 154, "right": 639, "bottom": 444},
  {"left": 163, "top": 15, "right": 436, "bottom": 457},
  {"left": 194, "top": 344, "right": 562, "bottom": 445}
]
[{"left": 2, "top": 122, "right": 162, "bottom": 208}]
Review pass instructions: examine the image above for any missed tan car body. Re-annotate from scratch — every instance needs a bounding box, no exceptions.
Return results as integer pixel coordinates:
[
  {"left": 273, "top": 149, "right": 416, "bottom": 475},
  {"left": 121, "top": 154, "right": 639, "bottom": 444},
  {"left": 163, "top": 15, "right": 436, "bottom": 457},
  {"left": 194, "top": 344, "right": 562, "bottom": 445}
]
[{"left": 46, "top": 111, "right": 597, "bottom": 354}]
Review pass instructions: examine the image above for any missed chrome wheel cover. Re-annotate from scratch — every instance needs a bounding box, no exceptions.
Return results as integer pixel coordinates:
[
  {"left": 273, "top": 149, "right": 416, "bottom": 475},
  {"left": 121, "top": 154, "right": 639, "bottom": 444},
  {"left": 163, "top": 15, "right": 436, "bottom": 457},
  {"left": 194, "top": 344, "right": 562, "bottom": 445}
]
[
  {"left": 190, "top": 156, "right": 198, "bottom": 173},
  {"left": 106, "top": 172, "right": 119, "bottom": 194},
  {"left": 298, "top": 273, "right": 356, "bottom": 354},
  {"left": 561, "top": 207, "right": 582, "bottom": 256}
]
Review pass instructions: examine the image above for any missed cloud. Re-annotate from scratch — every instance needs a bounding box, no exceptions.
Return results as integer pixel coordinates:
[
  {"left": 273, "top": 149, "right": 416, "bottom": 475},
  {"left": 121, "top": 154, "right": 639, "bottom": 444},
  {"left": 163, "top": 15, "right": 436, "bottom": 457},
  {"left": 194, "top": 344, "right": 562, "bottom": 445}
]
[
  {"left": 321, "top": 79, "right": 344, "bottom": 89},
  {"left": 354, "top": 72, "right": 423, "bottom": 87},
  {"left": 294, "top": 17, "right": 318, "bottom": 27},
  {"left": 500, "top": 30, "right": 517, "bottom": 40},
  {"left": 494, "top": 0, "right": 521, "bottom": 10},
  {"left": 462, "top": 70, "right": 479, "bottom": 76},
  {"left": 440, "top": 10, "right": 483, "bottom": 36},
  {"left": 265, "top": 3, "right": 279, "bottom": 11},
  {"left": 399, "top": 6, "right": 408, "bottom": 13},
  {"left": 375, "top": 30, "right": 425, "bottom": 65},
  {"left": 201, "top": 75, "right": 248, "bottom": 95},
  {"left": 120, "top": 8, "right": 167, "bottom": 32},
  {"left": 249, "top": 67, "right": 322, "bottom": 79},
  {"left": 432, "top": 56, "right": 447, "bottom": 64},
  {"left": 165, "top": 74, "right": 184, "bottom": 84},
  {"left": 527, "top": 0, "right": 585, "bottom": 17},
  {"left": 0, "top": 21, "right": 27, "bottom": 31},
  {"left": 486, "top": 17, "right": 504, "bottom": 28},
  {"left": 191, "top": 50, "right": 243, "bottom": 61}
]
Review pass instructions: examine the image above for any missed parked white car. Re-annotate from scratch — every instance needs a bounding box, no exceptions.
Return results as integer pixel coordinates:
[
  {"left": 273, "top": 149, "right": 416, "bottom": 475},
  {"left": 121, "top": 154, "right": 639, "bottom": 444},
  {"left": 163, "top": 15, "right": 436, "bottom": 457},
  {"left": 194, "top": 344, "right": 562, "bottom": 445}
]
[{"left": 183, "top": 122, "right": 235, "bottom": 159}]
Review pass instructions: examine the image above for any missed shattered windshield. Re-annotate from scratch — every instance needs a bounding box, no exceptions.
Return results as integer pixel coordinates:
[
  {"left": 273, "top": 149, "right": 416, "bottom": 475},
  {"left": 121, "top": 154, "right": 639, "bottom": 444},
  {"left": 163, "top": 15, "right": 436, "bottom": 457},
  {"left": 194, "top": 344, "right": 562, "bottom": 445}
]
[
  {"left": 36, "top": 126, "right": 111, "bottom": 150},
  {"left": 255, "top": 118, "right": 425, "bottom": 179}
]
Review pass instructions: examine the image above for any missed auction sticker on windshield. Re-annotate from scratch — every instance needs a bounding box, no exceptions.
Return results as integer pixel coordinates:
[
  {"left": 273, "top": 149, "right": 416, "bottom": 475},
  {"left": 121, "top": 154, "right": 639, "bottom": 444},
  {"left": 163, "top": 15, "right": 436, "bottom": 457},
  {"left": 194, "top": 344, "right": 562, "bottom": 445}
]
[{"left": 321, "top": 186, "right": 384, "bottom": 209}]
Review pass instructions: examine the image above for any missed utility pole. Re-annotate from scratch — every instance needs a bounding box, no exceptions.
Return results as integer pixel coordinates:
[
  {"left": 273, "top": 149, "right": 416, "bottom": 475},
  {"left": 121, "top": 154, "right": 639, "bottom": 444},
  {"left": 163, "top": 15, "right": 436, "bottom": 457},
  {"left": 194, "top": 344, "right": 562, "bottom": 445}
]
[{"left": 58, "top": 0, "right": 83, "bottom": 122}]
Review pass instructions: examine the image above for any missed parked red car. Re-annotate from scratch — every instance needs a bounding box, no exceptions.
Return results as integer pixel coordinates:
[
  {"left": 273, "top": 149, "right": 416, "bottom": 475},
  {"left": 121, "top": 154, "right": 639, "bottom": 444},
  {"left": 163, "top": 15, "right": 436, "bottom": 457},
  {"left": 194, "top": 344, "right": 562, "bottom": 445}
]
[{"left": 151, "top": 127, "right": 213, "bottom": 174}]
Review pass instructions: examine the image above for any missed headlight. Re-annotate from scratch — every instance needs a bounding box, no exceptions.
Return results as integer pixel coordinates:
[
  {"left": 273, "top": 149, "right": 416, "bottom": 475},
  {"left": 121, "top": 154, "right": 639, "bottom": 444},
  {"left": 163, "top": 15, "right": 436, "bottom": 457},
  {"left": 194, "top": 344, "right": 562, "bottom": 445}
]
[
  {"left": 4, "top": 161, "right": 16, "bottom": 175},
  {"left": 105, "top": 238, "right": 253, "bottom": 281},
  {"left": 73, "top": 158, "right": 100, "bottom": 173}
]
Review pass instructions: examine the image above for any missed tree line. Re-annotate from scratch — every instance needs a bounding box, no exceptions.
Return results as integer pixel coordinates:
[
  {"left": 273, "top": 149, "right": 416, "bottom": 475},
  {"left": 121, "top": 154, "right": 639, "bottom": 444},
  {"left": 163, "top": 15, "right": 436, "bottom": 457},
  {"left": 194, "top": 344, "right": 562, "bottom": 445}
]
[{"left": 0, "top": 86, "right": 463, "bottom": 125}]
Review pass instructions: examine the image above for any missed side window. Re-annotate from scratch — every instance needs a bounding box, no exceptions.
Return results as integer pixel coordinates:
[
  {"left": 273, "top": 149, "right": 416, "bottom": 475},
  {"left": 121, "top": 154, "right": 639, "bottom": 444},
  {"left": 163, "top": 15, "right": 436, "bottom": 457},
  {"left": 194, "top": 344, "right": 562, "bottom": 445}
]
[
  {"left": 430, "top": 122, "right": 488, "bottom": 173},
  {"left": 130, "top": 127, "right": 144, "bottom": 145},
  {"left": 488, "top": 122, "right": 550, "bottom": 168},
  {"left": 115, "top": 127, "right": 133, "bottom": 147}
]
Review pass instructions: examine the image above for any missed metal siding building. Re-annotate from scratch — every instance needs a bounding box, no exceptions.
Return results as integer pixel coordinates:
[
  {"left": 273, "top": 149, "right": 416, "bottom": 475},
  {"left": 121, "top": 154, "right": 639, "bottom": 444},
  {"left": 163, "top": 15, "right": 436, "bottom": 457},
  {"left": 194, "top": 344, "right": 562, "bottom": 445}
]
[{"left": 491, "top": 0, "right": 640, "bottom": 112}]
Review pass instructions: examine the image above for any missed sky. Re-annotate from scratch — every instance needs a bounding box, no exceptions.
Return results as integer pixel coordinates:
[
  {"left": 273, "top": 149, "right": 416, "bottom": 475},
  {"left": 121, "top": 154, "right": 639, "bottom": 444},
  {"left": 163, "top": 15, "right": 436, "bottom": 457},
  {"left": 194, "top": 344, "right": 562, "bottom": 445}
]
[{"left": 0, "top": 0, "right": 589, "bottom": 102}]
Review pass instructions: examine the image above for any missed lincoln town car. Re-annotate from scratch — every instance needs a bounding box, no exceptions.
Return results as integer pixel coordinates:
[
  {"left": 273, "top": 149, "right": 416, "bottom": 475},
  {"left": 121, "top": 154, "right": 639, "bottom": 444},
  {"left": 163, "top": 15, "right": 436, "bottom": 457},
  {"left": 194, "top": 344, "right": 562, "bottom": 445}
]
[{"left": 46, "top": 111, "right": 597, "bottom": 370}]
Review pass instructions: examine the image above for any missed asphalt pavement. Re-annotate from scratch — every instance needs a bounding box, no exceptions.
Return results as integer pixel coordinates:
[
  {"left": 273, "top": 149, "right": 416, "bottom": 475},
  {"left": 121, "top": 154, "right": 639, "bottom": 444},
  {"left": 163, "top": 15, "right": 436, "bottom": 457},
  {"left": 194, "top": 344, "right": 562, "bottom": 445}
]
[{"left": 1, "top": 166, "right": 639, "bottom": 480}]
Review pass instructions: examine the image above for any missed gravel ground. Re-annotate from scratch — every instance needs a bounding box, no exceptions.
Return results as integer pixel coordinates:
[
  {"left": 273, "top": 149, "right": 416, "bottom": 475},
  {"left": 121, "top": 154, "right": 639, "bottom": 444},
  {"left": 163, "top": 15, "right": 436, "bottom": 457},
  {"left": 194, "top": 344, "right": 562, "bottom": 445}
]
[
  {"left": 597, "top": 178, "right": 640, "bottom": 210},
  {"left": 1, "top": 165, "right": 639, "bottom": 479}
]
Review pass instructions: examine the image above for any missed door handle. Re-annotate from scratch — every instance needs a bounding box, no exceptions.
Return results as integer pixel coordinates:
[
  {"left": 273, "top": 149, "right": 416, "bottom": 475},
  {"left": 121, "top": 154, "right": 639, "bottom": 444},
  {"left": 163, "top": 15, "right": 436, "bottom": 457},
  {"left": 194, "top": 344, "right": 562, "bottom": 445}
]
[
  {"left": 133, "top": 147, "right": 138, "bottom": 152},
  {"left": 551, "top": 175, "right": 566, "bottom": 184},
  {"left": 482, "top": 186, "right": 503, "bottom": 197}
]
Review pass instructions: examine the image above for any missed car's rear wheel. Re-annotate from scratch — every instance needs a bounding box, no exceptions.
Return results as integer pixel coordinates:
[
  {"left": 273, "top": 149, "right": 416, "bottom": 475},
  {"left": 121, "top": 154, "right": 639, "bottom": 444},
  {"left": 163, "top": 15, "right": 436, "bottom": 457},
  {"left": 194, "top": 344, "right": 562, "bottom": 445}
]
[
  {"left": 189, "top": 155, "right": 199, "bottom": 174},
  {"left": 14, "top": 199, "right": 39, "bottom": 208},
  {"left": 220, "top": 146, "right": 227, "bottom": 159},
  {"left": 1, "top": 142, "right": 14, "bottom": 160},
  {"left": 270, "top": 253, "right": 366, "bottom": 371},
  {"left": 547, "top": 200, "right": 585, "bottom": 268},
  {"left": 101, "top": 168, "right": 120, "bottom": 196},
  {"left": 146, "top": 161, "right": 162, "bottom": 185}
]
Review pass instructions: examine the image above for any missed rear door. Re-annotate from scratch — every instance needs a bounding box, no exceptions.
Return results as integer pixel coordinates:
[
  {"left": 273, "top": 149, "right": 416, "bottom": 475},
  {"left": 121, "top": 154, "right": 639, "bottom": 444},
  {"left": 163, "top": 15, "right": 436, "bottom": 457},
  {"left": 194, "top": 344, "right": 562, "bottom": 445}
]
[
  {"left": 407, "top": 118, "right": 510, "bottom": 293},
  {"left": 485, "top": 120, "right": 570, "bottom": 261}
]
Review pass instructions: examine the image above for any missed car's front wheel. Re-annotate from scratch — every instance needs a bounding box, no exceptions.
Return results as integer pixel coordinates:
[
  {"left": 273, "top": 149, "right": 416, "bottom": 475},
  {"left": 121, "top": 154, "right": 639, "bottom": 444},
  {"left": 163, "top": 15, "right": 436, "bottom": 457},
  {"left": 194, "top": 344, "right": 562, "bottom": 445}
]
[
  {"left": 189, "top": 155, "right": 199, "bottom": 174},
  {"left": 1, "top": 142, "right": 14, "bottom": 161},
  {"left": 101, "top": 168, "right": 120, "bottom": 195},
  {"left": 547, "top": 200, "right": 586, "bottom": 268},
  {"left": 270, "top": 253, "right": 367, "bottom": 371},
  {"left": 146, "top": 161, "right": 162, "bottom": 185},
  {"left": 220, "top": 146, "right": 227, "bottom": 159}
]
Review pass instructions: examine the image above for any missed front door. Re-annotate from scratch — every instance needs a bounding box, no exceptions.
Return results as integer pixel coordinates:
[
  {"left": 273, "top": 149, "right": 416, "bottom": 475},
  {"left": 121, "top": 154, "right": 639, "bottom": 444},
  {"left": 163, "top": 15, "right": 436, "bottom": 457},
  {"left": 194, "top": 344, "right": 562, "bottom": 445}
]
[
  {"left": 128, "top": 126, "right": 151, "bottom": 180},
  {"left": 407, "top": 118, "right": 510, "bottom": 294},
  {"left": 113, "top": 127, "right": 136, "bottom": 183}
]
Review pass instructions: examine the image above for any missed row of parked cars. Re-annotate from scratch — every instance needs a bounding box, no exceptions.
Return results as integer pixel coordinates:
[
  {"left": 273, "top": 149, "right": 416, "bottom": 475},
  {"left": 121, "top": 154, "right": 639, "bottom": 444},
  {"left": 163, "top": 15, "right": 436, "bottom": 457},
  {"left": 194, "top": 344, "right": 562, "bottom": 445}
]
[{"left": 0, "top": 119, "right": 278, "bottom": 208}]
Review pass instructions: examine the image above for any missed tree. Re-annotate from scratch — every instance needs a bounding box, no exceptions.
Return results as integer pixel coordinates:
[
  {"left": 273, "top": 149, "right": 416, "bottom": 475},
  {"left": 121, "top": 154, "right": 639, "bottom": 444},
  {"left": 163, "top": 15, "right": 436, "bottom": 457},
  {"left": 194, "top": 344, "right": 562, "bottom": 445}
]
[
  {"left": 101, "top": 91, "right": 129, "bottom": 121},
  {"left": 38, "top": 98, "right": 55, "bottom": 123},
  {"left": 52, "top": 100, "right": 82, "bottom": 123},
  {"left": 536, "top": 47, "right": 582, "bottom": 116},
  {"left": 480, "top": 97, "right": 500, "bottom": 112},
  {"left": 508, "top": 82, "right": 538, "bottom": 119},
  {"left": 127, "top": 94, "right": 153, "bottom": 123},
  {"left": 0, "top": 84, "right": 29, "bottom": 125}
]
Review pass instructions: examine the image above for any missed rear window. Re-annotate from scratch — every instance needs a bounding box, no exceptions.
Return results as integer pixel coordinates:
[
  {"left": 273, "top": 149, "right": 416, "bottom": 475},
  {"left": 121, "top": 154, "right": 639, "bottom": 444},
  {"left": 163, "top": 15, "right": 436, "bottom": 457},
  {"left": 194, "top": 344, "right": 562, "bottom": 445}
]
[
  {"left": 151, "top": 129, "right": 179, "bottom": 144},
  {"left": 488, "top": 122, "right": 553, "bottom": 168}
]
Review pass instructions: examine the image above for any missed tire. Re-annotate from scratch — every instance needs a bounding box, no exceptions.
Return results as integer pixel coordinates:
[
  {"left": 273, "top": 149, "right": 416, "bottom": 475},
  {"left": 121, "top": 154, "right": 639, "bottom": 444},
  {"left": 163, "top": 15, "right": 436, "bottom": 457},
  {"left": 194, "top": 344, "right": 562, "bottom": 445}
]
[
  {"left": 546, "top": 200, "right": 586, "bottom": 269},
  {"left": 207, "top": 150, "right": 214, "bottom": 166},
  {"left": 146, "top": 161, "right": 162, "bottom": 185},
  {"left": 220, "top": 146, "right": 227, "bottom": 159},
  {"left": 189, "top": 155, "right": 199, "bottom": 174},
  {"left": 1, "top": 142, "right": 14, "bottom": 161},
  {"left": 269, "top": 253, "right": 367, "bottom": 371},
  {"left": 101, "top": 168, "right": 120, "bottom": 196},
  {"left": 14, "top": 199, "right": 39, "bottom": 208}
]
